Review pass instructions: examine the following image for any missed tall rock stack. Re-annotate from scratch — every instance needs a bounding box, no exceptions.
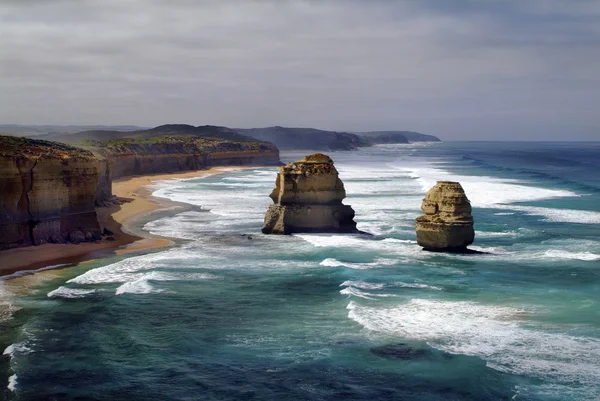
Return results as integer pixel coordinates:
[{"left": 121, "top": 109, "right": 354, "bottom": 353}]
[
  {"left": 415, "top": 181, "right": 475, "bottom": 252},
  {"left": 262, "top": 154, "right": 360, "bottom": 235}
]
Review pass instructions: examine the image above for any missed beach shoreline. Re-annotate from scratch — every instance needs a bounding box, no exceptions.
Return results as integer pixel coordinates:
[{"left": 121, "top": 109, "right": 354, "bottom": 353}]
[{"left": 0, "top": 166, "right": 262, "bottom": 278}]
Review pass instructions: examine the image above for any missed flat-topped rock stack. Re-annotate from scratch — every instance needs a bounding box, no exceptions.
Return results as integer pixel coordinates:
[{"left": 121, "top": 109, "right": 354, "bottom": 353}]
[
  {"left": 415, "top": 181, "right": 475, "bottom": 252},
  {"left": 262, "top": 154, "right": 360, "bottom": 235}
]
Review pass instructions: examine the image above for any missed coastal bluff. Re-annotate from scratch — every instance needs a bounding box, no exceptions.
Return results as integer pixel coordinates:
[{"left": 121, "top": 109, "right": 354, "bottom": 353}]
[
  {"left": 415, "top": 181, "right": 475, "bottom": 252},
  {"left": 0, "top": 136, "right": 102, "bottom": 249},
  {"left": 262, "top": 154, "right": 360, "bottom": 234}
]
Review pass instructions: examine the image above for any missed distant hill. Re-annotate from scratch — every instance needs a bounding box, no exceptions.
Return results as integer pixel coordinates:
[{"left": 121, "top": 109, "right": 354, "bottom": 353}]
[
  {"left": 360, "top": 131, "right": 441, "bottom": 142},
  {"left": 235, "top": 126, "right": 371, "bottom": 151},
  {"left": 40, "top": 124, "right": 260, "bottom": 146},
  {"left": 236, "top": 126, "right": 440, "bottom": 150},
  {"left": 0, "top": 124, "right": 147, "bottom": 137}
]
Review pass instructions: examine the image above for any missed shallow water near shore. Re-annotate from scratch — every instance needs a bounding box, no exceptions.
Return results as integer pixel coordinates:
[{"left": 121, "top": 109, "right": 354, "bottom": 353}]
[{"left": 1, "top": 141, "right": 600, "bottom": 400}]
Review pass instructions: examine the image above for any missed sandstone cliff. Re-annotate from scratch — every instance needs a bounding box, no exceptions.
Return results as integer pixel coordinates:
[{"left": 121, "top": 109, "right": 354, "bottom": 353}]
[
  {"left": 262, "top": 154, "right": 360, "bottom": 234},
  {"left": 0, "top": 136, "right": 101, "bottom": 250},
  {"left": 415, "top": 181, "right": 474, "bottom": 252},
  {"left": 49, "top": 126, "right": 281, "bottom": 204}
]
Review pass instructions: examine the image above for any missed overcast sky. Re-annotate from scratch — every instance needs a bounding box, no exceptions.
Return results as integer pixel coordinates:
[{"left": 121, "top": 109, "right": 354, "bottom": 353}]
[{"left": 1, "top": 0, "right": 599, "bottom": 140}]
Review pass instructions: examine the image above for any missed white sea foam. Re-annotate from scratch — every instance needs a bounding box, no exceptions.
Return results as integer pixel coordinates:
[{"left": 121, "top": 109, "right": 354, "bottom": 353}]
[
  {"left": 115, "top": 276, "right": 158, "bottom": 295},
  {"left": 347, "top": 299, "right": 600, "bottom": 388},
  {"left": 496, "top": 205, "right": 600, "bottom": 224},
  {"left": 397, "top": 165, "right": 579, "bottom": 208},
  {"left": 543, "top": 250, "right": 600, "bottom": 261},
  {"left": 339, "top": 287, "right": 376, "bottom": 300},
  {"left": 0, "top": 283, "right": 19, "bottom": 323},
  {"left": 340, "top": 280, "right": 442, "bottom": 291},
  {"left": 475, "top": 230, "right": 519, "bottom": 238},
  {"left": 68, "top": 248, "right": 215, "bottom": 285},
  {"left": 3, "top": 341, "right": 32, "bottom": 358},
  {"left": 393, "top": 282, "right": 443, "bottom": 291},
  {"left": 47, "top": 287, "right": 97, "bottom": 299},
  {"left": 115, "top": 270, "right": 219, "bottom": 295},
  {"left": 340, "top": 280, "right": 386, "bottom": 290},
  {"left": 7, "top": 374, "right": 17, "bottom": 392},
  {"left": 320, "top": 258, "right": 400, "bottom": 270}
]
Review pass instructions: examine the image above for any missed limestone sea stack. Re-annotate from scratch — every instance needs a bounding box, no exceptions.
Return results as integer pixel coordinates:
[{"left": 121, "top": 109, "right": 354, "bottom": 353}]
[
  {"left": 262, "top": 154, "right": 360, "bottom": 234},
  {"left": 415, "top": 181, "right": 475, "bottom": 252}
]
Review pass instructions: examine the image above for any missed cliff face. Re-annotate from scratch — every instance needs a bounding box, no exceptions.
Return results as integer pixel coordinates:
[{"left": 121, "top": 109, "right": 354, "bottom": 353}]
[
  {"left": 90, "top": 136, "right": 280, "bottom": 190},
  {"left": 262, "top": 153, "right": 360, "bottom": 235},
  {"left": 0, "top": 137, "right": 101, "bottom": 250},
  {"left": 415, "top": 181, "right": 474, "bottom": 252}
]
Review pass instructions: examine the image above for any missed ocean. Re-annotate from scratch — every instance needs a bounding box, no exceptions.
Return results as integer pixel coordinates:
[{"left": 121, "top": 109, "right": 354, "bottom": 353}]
[{"left": 1, "top": 141, "right": 599, "bottom": 400}]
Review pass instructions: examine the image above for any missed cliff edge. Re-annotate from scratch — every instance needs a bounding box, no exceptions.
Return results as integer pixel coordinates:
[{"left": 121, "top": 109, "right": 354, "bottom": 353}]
[{"left": 0, "top": 136, "right": 102, "bottom": 249}]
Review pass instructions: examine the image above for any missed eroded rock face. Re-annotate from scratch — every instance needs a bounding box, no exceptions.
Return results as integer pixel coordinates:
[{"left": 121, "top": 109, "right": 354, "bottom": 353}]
[
  {"left": 0, "top": 137, "right": 102, "bottom": 250},
  {"left": 415, "top": 181, "right": 474, "bottom": 252},
  {"left": 262, "top": 154, "right": 360, "bottom": 234}
]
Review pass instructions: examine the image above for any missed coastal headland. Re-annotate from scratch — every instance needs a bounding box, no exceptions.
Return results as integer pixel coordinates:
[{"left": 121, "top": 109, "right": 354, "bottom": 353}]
[
  {"left": 0, "top": 167, "right": 254, "bottom": 276},
  {"left": 0, "top": 124, "right": 440, "bottom": 276}
]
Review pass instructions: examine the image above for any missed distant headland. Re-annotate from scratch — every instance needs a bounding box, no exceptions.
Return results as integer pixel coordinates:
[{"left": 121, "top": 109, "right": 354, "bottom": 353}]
[{"left": 1, "top": 124, "right": 441, "bottom": 151}]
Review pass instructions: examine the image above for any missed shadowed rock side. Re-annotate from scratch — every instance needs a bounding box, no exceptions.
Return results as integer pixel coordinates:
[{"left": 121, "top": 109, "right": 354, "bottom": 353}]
[
  {"left": 415, "top": 181, "right": 475, "bottom": 252},
  {"left": 0, "top": 136, "right": 101, "bottom": 249},
  {"left": 262, "top": 154, "right": 360, "bottom": 235}
]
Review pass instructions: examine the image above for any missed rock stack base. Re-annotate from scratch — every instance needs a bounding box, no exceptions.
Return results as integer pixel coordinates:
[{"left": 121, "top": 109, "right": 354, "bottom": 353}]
[
  {"left": 415, "top": 181, "right": 475, "bottom": 252},
  {"left": 262, "top": 154, "right": 360, "bottom": 235}
]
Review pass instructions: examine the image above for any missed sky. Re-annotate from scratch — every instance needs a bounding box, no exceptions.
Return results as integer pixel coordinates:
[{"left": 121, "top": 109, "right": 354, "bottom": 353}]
[{"left": 1, "top": 0, "right": 599, "bottom": 140}]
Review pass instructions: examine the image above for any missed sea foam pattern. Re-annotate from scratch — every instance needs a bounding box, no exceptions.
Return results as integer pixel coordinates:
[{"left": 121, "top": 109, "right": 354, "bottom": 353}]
[{"left": 6, "top": 143, "right": 600, "bottom": 400}]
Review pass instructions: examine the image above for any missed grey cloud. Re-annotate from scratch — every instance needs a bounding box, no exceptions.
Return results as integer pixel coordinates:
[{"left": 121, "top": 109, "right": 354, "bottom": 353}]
[{"left": 0, "top": 0, "right": 599, "bottom": 140}]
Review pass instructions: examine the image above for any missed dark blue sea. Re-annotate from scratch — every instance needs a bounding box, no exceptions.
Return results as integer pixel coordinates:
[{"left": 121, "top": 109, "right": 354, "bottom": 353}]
[{"left": 1, "top": 141, "right": 599, "bottom": 400}]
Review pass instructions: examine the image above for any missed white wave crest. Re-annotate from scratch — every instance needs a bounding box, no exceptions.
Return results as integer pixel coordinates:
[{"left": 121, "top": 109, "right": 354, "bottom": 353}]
[
  {"left": 115, "top": 276, "right": 159, "bottom": 295},
  {"left": 543, "top": 250, "right": 600, "bottom": 261},
  {"left": 339, "top": 287, "right": 376, "bottom": 300},
  {"left": 47, "top": 287, "right": 97, "bottom": 299},
  {"left": 347, "top": 299, "right": 600, "bottom": 390},
  {"left": 320, "top": 258, "right": 399, "bottom": 270},
  {"left": 398, "top": 166, "right": 578, "bottom": 208},
  {"left": 115, "top": 271, "right": 218, "bottom": 295},
  {"left": 340, "top": 280, "right": 442, "bottom": 291},
  {"left": 3, "top": 342, "right": 32, "bottom": 358},
  {"left": 497, "top": 205, "right": 600, "bottom": 224},
  {"left": 7, "top": 374, "right": 17, "bottom": 392}
]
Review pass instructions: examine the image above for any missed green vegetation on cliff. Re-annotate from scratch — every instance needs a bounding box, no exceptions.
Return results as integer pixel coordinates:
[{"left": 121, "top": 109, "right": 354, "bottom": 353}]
[
  {"left": 84, "top": 135, "right": 276, "bottom": 157},
  {"left": 235, "top": 126, "right": 369, "bottom": 151},
  {"left": 0, "top": 135, "right": 95, "bottom": 159},
  {"left": 359, "top": 130, "right": 441, "bottom": 142},
  {"left": 235, "top": 126, "right": 440, "bottom": 150},
  {"left": 43, "top": 124, "right": 262, "bottom": 147}
]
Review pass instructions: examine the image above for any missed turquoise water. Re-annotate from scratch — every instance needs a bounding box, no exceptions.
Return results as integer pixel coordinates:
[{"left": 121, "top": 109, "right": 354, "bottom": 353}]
[{"left": 1, "top": 142, "right": 600, "bottom": 400}]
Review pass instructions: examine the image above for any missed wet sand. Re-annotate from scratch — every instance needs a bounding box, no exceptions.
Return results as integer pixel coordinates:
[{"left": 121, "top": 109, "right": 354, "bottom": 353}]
[{"left": 0, "top": 167, "right": 249, "bottom": 277}]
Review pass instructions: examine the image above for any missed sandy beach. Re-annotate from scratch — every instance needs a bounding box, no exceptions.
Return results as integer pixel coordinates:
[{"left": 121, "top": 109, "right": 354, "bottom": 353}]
[{"left": 0, "top": 166, "right": 250, "bottom": 277}]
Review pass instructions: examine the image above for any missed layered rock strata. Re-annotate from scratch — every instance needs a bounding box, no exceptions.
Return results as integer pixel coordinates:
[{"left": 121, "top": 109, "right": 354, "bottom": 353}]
[
  {"left": 415, "top": 181, "right": 475, "bottom": 252},
  {"left": 0, "top": 137, "right": 102, "bottom": 249},
  {"left": 89, "top": 137, "right": 281, "bottom": 204},
  {"left": 262, "top": 154, "right": 360, "bottom": 234}
]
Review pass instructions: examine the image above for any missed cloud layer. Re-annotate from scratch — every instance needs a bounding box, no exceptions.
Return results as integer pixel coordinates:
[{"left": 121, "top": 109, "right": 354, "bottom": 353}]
[{"left": 1, "top": 0, "right": 599, "bottom": 140}]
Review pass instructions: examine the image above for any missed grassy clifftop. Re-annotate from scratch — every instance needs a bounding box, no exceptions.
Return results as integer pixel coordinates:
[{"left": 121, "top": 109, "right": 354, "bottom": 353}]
[
  {"left": 83, "top": 135, "right": 278, "bottom": 156},
  {"left": 0, "top": 135, "right": 95, "bottom": 159}
]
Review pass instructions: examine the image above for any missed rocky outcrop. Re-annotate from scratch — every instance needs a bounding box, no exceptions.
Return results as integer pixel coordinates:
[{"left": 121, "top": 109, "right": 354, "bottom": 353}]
[
  {"left": 415, "top": 181, "right": 474, "bottom": 252},
  {"left": 0, "top": 136, "right": 102, "bottom": 250},
  {"left": 262, "top": 154, "right": 360, "bottom": 234}
]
